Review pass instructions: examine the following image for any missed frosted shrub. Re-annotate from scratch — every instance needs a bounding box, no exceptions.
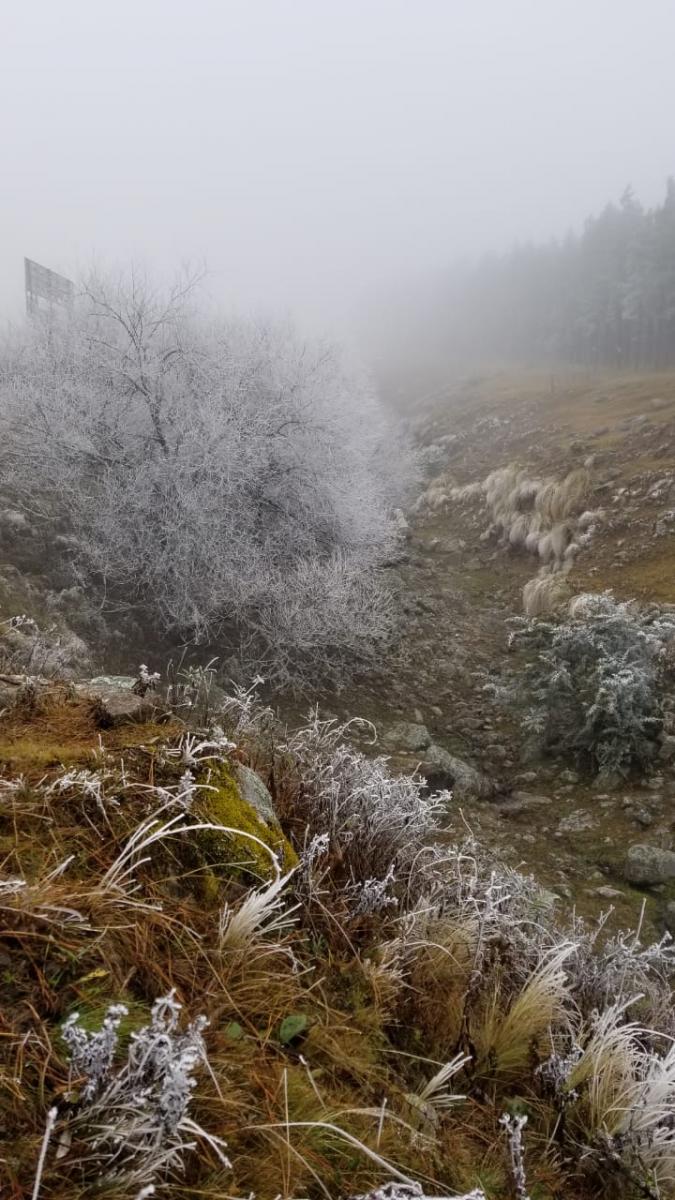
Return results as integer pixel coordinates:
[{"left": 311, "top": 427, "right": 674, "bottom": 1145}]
[
  {"left": 283, "top": 713, "right": 448, "bottom": 907},
  {"left": 60, "top": 991, "right": 228, "bottom": 1186},
  {"left": 503, "top": 592, "right": 675, "bottom": 778},
  {"left": 0, "top": 271, "right": 411, "bottom": 685}
]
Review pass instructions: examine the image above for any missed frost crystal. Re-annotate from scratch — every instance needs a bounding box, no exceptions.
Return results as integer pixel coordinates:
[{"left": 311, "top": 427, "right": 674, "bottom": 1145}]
[{"left": 62, "top": 1003, "right": 128, "bottom": 1100}]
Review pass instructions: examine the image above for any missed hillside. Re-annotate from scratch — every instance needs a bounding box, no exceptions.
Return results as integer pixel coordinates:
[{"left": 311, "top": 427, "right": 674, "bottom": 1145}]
[
  {"left": 331, "top": 369, "right": 675, "bottom": 937},
  {"left": 2, "top": 674, "right": 675, "bottom": 1200},
  {"left": 3, "top": 369, "right": 675, "bottom": 1199}
]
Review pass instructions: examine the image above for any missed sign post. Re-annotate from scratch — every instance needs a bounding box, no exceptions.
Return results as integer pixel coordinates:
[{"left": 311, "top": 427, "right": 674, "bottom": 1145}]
[{"left": 24, "top": 258, "right": 74, "bottom": 316}]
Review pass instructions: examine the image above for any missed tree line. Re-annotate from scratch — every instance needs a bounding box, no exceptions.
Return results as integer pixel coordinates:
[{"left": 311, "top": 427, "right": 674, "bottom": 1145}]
[{"left": 438, "top": 179, "right": 675, "bottom": 369}]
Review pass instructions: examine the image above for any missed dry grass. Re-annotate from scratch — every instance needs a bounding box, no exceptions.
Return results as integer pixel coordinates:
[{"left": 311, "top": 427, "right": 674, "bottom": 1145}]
[{"left": 1, "top": 690, "right": 674, "bottom": 1199}]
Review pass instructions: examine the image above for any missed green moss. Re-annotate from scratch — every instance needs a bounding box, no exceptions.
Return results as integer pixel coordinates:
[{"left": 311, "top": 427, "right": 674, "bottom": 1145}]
[{"left": 193, "top": 761, "right": 298, "bottom": 884}]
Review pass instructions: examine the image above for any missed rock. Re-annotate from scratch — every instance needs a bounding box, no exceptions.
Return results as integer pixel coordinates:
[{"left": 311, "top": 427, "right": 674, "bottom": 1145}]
[
  {"left": 659, "top": 735, "right": 675, "bottom": 761},
  {"left": 558, "top": 768, "right": 580, "bottom": 785},
  {"left": 89, "top": 675, "right": 137, "bottom": 689},
  {"left": 383, "top": 722, "right": 432, "bottom": 753},
  {"left": 650, "top": 397, "right": 669, "bottom": 409},
  {"left": 0, "top": 673, "right": 31, "bottom": 711},
  {"left": 624, "top": 805, "right": 654, "bottom": 828},
  {"left": 234, "top": 764, "right": 281, "bottom": 831},
  {"left": 486, "top": 743, "right": 508, "bottom": 761},
  {"left": 595, "top": 885, "right": 624, "bottom": 899},
  {"left": 419, "top": 744, "right": 494, "bottom": 799},
  {"left": 79, "top": 683, "right": 159, "bottom": 728},
  {"left": 665, "top": 901, "right": 675, "bottom": 934},
  {"left": 1, "top": 622, "right": 91, "bottom": 680},
  {"left": 557, "top": 810, "right": 596, "bottom": 835},
  {"left": 498, "top": 791, "right": 552, "bottom": 816},
  {"left": 0, "top": 508, "right": 30, "bottom": 533},
  {"left": 624, "top": 844, "right": 675, "bottom": 886},
  {"left": 514, "top": 771, "right": 538, "bottom": 785}
]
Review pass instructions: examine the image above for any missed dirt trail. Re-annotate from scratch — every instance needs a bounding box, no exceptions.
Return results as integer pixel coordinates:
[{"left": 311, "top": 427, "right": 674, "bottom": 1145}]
[{"left": 335, "top": 368, "right": 675, "bottom": 934}]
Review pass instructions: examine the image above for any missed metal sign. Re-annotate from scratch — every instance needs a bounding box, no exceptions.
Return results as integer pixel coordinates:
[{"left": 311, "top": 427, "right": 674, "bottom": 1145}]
[{"left": 24, "top": 257, "right": 74, "bottom": 315}]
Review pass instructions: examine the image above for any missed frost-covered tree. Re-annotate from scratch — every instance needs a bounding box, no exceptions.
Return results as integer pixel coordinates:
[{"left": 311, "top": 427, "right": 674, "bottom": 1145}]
[
  {"left": 502, "top": 593, "right": 675, "bottom": 779},
  {"left": 0, "top": 270, "right": 409, "bottom": 683}
]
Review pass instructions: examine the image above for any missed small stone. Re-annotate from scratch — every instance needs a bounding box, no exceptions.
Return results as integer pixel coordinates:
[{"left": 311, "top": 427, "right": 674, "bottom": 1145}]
[
  {"left": 625, "top": 806, "right": 654, "bottom": 828},
  {"left": 514, "top": 771, "right": 538, "bottom": 784},
  {"left": 557, "top": 810, "right": 595, "bottom": 834},
  {"left": 498, "top": 791, "right": 552, "bottom": 816},
  {"left": 486, "top": 743, "right": 508, "bottom": 761},
  {"left": 558, "top": 768, "right": 580, "bottom": 785},
  {"left": 382, "top": 722, "right": 432, "bottom": 753},
  {"left": 595, "top": 885, "right": 624, "bottom": 899}
]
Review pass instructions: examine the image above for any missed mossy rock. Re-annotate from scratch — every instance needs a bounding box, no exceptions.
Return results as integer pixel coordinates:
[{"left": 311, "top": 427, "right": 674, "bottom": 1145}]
[{"left": 194, "top": 761, "right": 298, "bottom": 884}]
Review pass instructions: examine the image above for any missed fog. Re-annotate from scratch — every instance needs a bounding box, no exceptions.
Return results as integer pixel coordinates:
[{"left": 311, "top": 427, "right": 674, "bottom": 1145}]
[{"left": 3, "top": 0, "right": 675, "bottom": 340}]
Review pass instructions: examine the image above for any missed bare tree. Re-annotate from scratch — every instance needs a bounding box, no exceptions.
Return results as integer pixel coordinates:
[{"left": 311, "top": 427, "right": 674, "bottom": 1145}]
[{"left": 0, "top": 269, "right": 409, "bottom": 683}]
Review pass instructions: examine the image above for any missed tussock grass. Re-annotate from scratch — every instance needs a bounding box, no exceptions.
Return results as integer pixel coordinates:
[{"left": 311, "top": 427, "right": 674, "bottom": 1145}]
[{"left": 1, "top": 688, "right": 674, "bottom": 1199}]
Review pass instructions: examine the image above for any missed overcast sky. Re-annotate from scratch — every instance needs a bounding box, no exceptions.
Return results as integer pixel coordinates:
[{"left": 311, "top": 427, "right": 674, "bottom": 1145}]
[{"left": 2, "top": 0, "right": 675, "bottom": 334}]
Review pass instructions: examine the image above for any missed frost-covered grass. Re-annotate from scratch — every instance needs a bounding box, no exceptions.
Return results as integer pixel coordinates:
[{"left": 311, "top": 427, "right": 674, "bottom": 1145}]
[{"left": 2, "top": 683, "right": 674, "bottom": 1200}]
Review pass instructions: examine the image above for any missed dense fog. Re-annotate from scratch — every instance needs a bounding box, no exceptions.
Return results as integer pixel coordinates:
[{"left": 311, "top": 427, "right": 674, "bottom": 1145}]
[{"left": 3, "top": 0, "right": 675, "bottom": 349}]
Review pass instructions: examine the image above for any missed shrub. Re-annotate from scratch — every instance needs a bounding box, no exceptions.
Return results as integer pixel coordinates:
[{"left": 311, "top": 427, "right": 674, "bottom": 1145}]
[
  {"left": 0, "top": 271, "right": 410, "bottom": 684},
  {"left": 502, "top": 592, "right": 675, "bottom": 778}
]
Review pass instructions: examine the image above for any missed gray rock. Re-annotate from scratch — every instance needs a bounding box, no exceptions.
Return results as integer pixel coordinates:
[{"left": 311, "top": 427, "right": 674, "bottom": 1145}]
[
  {"left": 665, "top": 901, "right": 675, "bottom": 934},
  {"left": 383, "top": 722, "right": 432, "bottom": 753},
  {"left": 234, "top": 764, "right": 280, "bottom": 831},
  {"left": 0, "top": 673, "right": 28, "bottom": 711},
  {"left": 659, "top": 735, "right": 675, "bottom": 761},
  {"left": 1, "top": 623, "right": 91, "bottom": 680},
  {"left": 486, "top": 743, "right": 508, "bottom": 761},
  {"left": 595, "top": 885, "right": 624, "bottom": 899},
  {"left": 89, "top": 675, "right": 137, "bottom": 690},
  {"left": 420, "top": 744, "right": 493, "bottom": 799},
  {"left": 499, "top": 791, "right": 552, "bottom": 816},
  {"left": 79, "top": 683, "right": 159, "bottom": 728},
  {"left": 0, "top": 508, "right": 30, "bottom": 533},
  {"left": 624, "top": 805, "right": 654, "bottom": 828},
  {"left": 558, "top": 768, "right": 580, "bottom": 785},
  {"left": 554, "top": 811, "right": 590, "bottom": 830},
  {"left": 624, "top": 844, "right": 675, "bottom": 886}
]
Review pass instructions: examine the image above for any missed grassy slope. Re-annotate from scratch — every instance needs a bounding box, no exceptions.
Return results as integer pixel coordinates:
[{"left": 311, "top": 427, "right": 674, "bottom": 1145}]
[{"left": 4, "top": 685, "right": 668, "bottom": 1200}]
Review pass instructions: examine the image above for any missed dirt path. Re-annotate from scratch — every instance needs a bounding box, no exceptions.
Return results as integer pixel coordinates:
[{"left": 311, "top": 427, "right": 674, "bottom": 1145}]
[{"left": 331, "top": 368, "right": 675, "bottom": 935}]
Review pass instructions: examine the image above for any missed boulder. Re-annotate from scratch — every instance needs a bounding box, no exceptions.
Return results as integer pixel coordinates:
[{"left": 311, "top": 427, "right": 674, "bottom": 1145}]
[
  {"left": 419, "top": 743, "right": 494, "bottom": 799},
  {"left": 234, "top": 764, "right": 280, "bottom": 831},
  {"left": 383, "top": 722, "right": 432, "bottom": 753},
  {"left": 79, "top": 682, "right": 160, "bottom": 728},
  {"left": 0, "top": 673, "right": 29, "bottom": 711},
  {"left": 623, "top": 844, "right": 675, "bottom": 886}
]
